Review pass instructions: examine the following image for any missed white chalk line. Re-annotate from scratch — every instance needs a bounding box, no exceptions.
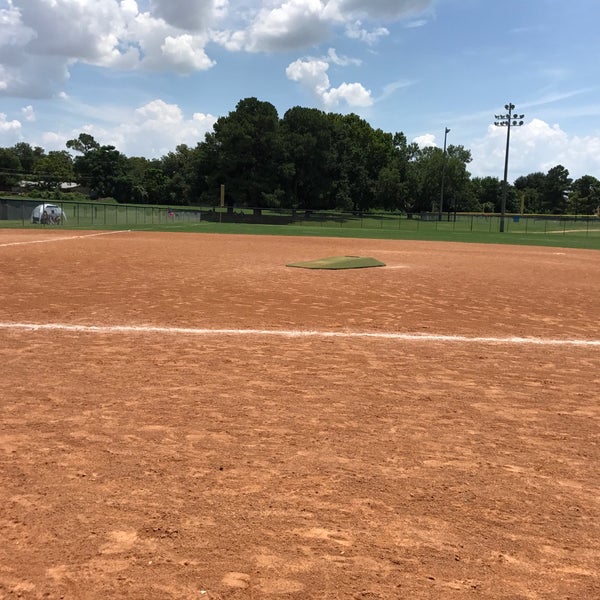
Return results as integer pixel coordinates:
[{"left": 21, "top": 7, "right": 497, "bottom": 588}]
[
  {"left": 0, "top": 230, "right": 130, "bottom": 248},
  {"left": 0, "top": 322, "right": 599, "bottom": 347}
]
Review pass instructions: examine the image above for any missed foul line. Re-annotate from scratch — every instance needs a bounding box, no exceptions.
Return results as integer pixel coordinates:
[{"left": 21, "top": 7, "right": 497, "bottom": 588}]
[
  {"left": 0, "top": 230, "right": 130, "bottom": 248},
  {"left": 0, "top": 322, "right": 599, "bottom": 347}
]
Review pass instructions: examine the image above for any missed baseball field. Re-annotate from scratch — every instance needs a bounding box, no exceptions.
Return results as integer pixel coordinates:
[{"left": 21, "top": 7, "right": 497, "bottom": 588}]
[{"left": 1, "top": 228, "right": 599, "bottom": 599}]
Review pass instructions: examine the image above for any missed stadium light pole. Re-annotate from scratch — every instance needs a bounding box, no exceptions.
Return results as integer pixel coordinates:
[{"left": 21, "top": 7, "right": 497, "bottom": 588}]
[
  {"left": 439, "top": 127, "right": 450, "bottom": 221},
  {"left": 494, "top": 103, "right": 524, "bottom": 232}
]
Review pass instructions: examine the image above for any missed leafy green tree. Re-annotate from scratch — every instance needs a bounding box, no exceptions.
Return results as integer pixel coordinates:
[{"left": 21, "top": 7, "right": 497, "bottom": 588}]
[
  {"left": 469, "top": 177, "right": 502, "bottom": 212},
  {"left": 67, "top": 134, "right": 132, "bottom": 201},
  {"left": 142, "top": 167, "right": 169, "bottom": 204},
  {"left": 279, "top": 106, "right": 337, "bottom": 210},
  {"left": 326, "top": 113, "right": 401, "bottom": 212},
  {"left": 569, "top": 175, "right": 600, "bottom": 214},
  {"left": 11, "top": 142, "right": 45, "bottom": 174},
  {"left": 543, "top": 165, "right": 572, "bottom": 214},
  {"left": 328, "top": 113, "right": 369, "bottom": 211},
  {"left": 374, "top": 162, "right": 405, "bottom": 211},
  {"left": 408, "top": 144, "right": 472, "bottom": 213},
  {"left": 442, "top": 145, "right": 473, "bottom": 212},
  {"left": 204, "top": 97, "right": 281, "bottom": 210},
  {"left": 66, "top": 133, "right": 100, "bottom": 155},
  {"left": 0, "top": 148, "right": 22, "bottom": 190},
  {"left": 514, "top": 172, "right": 546, "bottom": 213},
  {"left": 160, "top": 144, "right": 197, "bottom": 204},
  {"left": 410, "top": 146, "right": 442, "bottom": 212},
  {"left": 389, "top": 133, "right": 420, "bottom": 213},
  {"left": 34, "top": 150, "right": 74, "bottom": 190}
]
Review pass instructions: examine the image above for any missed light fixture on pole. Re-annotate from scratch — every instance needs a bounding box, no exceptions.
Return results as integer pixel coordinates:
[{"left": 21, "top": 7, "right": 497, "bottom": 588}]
[
  {"left": 439, "top": 127, "right": 450, "bottom": 221},
  {"left": 493, "top": 103, "right": 524, "bottom": 232}
]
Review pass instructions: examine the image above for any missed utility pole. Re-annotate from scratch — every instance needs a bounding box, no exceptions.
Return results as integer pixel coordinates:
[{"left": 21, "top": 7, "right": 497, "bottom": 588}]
[
  {"left": 494, "top": 104, "right": 524, "bottom": 232},
  {"left": 439, "top": 127, "right": 450, "bottom": 221}
]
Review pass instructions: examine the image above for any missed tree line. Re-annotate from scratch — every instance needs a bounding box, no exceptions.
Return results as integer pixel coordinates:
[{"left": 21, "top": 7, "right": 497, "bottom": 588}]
[{"left": 1, "top": 97, "right": 599, "bottom": 215}]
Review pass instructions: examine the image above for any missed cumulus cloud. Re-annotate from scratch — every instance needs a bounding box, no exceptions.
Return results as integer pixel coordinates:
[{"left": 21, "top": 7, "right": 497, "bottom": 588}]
[
  {"left": 327, "top": 47, "right": 361, "bottom": 67},
  {"left": 160, "top": 34, "right": 215, "bottom": 73},
  {"left": 233, "top": 0, "right": 330, "bottom": 52},
  {"left": 470, "top": 118, "right": 600, "bottom": 180},
  {"left": 0, "top": 111, "right": 22, "bottom": 146},
  {"left": 287, "top": 58, "right": 331, "bottom": 97},
  {"left": 326, "top": 0, "right": 432, "bottom": 20},
  {"left": 322, "top": 82, "right": 373, "bottom": 108},
  {"left": 0, "top": 112, "right": 21, "bottom": 132},
  {"left": 21, "top": 105, "right": 35, "bottom": 121},
  {"left": 345, "top": 21, "right": 389, "bottom": 44},
  {"left": 0, "top": 0, "right": 217, "bottom": 97},
  {"left": 37, "top": 99, "right": 217, "bottom": 159},
  {"left": 149, "top": 0, "right": 223, "bottom": 31},
  {"left": 0, "top": 0, "right": 433, "bottom": 97},
  {"left": 413, "top": 133, "right": 436, "bottom": 148},
  {"left": 286, "top": 56, "right": 373, "bottom": 108},
  {"left": 222, "top": 0, "right": 430, "bottom": 53}
]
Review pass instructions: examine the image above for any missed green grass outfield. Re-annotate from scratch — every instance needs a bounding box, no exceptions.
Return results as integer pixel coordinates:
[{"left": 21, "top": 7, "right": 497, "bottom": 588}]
[
  {"left": 3, "top": 216, "right": 600, "bottom": 250},
  {"left": 2, "top": 198, "right": 599, "bottom": 249}
]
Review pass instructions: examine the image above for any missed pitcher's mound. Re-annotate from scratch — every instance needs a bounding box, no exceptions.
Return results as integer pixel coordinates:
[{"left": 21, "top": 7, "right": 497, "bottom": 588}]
[{"left": 287, "top": 256, "right": 386, "bottom": 270}]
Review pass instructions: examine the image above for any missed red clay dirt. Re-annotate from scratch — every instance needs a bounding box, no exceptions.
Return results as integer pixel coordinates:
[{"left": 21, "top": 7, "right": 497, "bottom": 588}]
[{"left": 0, "top": 229, "right": 599, "bottom": 599}]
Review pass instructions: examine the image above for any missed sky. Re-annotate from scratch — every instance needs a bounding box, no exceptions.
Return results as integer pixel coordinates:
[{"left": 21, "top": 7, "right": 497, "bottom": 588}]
[{"left": 1, "top": 0, "right": 599, "bottom": 182}]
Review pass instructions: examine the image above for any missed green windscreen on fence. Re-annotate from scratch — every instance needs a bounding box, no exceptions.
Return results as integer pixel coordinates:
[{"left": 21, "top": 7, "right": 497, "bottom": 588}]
[{"left": 286, "top": 256, "right": 386, "bottom": 270}]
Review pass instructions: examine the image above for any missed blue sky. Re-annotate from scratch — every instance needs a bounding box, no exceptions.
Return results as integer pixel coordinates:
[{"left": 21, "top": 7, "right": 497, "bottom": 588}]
[{"left": 1, "top": 0, "right": 599, "bottom": 182}]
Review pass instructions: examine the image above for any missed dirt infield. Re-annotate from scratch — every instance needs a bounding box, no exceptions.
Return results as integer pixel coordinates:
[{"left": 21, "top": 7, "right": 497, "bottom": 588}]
[{"left": 1, "top": 229, "right": 599, "bottom": 599}]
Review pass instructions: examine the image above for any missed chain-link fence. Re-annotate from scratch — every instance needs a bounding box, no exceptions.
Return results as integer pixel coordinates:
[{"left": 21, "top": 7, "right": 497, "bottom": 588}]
[{"left": 2, "top": 197, "right": 599, "bottom": 238}]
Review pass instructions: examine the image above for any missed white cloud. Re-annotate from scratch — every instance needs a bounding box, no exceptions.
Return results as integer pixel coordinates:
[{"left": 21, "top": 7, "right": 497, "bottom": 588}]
[
  {"left": 287, "top": 58, "right": 332, "bottom": 97},
  {"left": 237, "top": 0, "right": 330, "bottom": 52},
  {"left": 404, "top": 19, "right": 427, "bottom": 28},
  {"left": 0, "top": 112, "right": 21, "bottom": 132},
  {"left": 0, "top": 112, "right": 22, "bottom": 146},
  {"left": 21, "top": 105, "right": 35, "bottom": 121},
  {"left": 0, "top": 0, "right": 433, "bottom": 98},
  {"left": 327, "top": 47, "right": 362, "bottom": 67},
  {"left": 222, "top": 0, "right": 429, "bottom": 53},
  {"left": 413, "top": 133, "right": 436, "bottom": 148},
  {"left": 149, "top": 0, "right": 222, "bottom": 31},
  {"left": 160, "top": 34, "right": 215, "bottom": 73},
  {"left": 286, "top": 55, "right": 373, "bottom": 108},
  {"left": 17, "top": 0, "right": 128, "bottom": 63},
  {"left": 470, "top": 118, "right": 600, "bottom": 180},
  {"left": 37, "top": 99, "right": 217, "bottom": 159},
  {"left": 322, "top": 82, "right": 372, "bottom": 108},
  {"left": 326, "top": 0, "right": 432, "bottom": 20},
  {"left": 345, "top": 20, "right": 389, "bottom": 44},
  {"left": 0, "top": 0, "right": 218, "bottom": 97}
]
